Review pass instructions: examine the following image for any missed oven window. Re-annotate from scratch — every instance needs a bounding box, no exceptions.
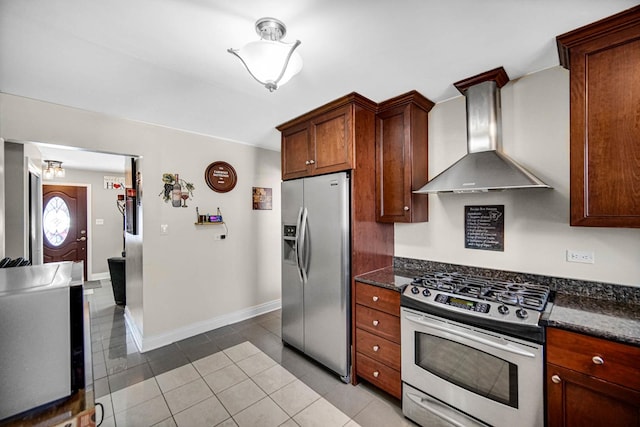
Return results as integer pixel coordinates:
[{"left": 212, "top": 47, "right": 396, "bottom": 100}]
[{"left": 415, "top": 332, "right": 518, "bottom": 408}]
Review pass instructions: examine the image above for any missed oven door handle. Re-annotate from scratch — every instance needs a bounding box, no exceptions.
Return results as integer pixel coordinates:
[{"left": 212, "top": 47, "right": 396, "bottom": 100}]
[
  {"left": 406, "top": 392, "right": 486, "bottom": 427},
  {"left": 404, "top": 314, "right": 536, "bottom": 358}
]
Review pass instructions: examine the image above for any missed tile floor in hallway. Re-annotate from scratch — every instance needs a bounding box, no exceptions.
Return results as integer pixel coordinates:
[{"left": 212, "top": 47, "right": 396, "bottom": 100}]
[{"left": 87, "top": 280, "right": 416, "bottom": 427}]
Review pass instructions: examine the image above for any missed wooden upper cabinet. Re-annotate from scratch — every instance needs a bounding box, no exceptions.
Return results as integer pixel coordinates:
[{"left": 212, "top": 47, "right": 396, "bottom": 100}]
[
  {"left": 281, "top": 122, "right": 311, "bottom": 179},
  {"left": 310, "top": 106, "right": 352, "bottom": 176},
  {"left": 557, "top": 6, "right": 640, "bottom": 227},
  {"left": 375, "top": 91, "right": 434, "bottom": 223},
  {"left": 278, "top": 93, "right": 377, "bottom": 181}
]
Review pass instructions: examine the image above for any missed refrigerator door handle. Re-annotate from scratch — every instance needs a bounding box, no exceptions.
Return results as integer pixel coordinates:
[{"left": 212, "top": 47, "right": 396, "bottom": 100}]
[
  {"left": 294, "top": 207, "right": 304, "bottom": 283},
  {"left": 298, "top": 207, "right": 309, "bottom": 283}
]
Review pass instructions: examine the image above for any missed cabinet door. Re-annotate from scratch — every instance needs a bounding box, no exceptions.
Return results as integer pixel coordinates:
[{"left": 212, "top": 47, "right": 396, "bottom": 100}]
[
  {"left": 376, "top": 105, "right": 410, "bottom": 222},
  {"left": 560, "top": 10, "right": 640, "bottom": 227},
  {"left": 309, "top": 105, "right": 353, "bottom": 175},
  {"left": 375, "top": 98, "right": 430, "bottom": 223},
  {"left": 547, "top": 364, "right": 640, "bottom": 427},
  {"left": 281, "top": 122, "right": 311, "bottom": 180}
]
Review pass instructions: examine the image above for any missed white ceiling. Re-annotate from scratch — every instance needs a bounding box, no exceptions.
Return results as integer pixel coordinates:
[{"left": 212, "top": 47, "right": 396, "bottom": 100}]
[
  {"left": 35, "top": 143, "right": 129, "bottom": 174},
  {"left": 1, "top": 0, "right": 637, "bottom": 155}
]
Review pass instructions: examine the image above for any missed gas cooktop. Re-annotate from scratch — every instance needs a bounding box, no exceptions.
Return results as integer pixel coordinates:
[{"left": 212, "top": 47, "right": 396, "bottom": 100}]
[{"left": 401, "top": 271, "right": 553, "bottom": 336}]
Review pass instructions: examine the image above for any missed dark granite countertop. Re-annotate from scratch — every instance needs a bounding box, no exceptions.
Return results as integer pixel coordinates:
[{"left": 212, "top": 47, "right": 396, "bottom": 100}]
[
  {"left": 355, "top": 259, "right": 640, "bottom": 347},
  {"left": 544, "top": 294, "right": 640, "bottom": 347},
  {"left": 354, "top": 266, "right": 418, "bottom": 292}
]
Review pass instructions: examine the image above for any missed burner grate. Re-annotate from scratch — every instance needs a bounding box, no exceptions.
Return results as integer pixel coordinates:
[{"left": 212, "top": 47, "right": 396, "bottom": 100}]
[{"left": 411, "top": 272, "right": 550, "bottom": 311}]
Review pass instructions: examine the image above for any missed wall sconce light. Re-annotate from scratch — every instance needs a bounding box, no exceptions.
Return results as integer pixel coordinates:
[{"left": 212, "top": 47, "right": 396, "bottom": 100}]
[
  {"left": 228, "top": 17, "right": 302, "bottom": 92},
  {"left": 43, "top": 160, "right": 66, "bottom": 179}
]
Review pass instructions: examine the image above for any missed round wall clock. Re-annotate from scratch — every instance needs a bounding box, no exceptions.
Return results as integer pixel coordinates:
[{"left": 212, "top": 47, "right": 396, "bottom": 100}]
[{"left": 205, "top": 161, "right": 237, "bottom": 193}]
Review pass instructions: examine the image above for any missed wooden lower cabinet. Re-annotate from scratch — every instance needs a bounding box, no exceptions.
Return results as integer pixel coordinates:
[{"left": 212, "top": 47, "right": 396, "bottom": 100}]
[
  {"left": 355, "top": 328, "right": 400, "bottom": 370},
  {"left": 356, "top": 353, "right": 401, "bottom": 399},
  {"left": 546, "top": 328, "right": 640, "bottom": 427},
  {"left": 354, "top": 282, "right": 401, "bottom": 399}
]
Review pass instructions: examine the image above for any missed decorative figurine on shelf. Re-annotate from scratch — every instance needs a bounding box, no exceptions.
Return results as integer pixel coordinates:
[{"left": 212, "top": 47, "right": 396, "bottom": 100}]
[{"left": 159, "top": 173, "right": 195, "bottom": 207}]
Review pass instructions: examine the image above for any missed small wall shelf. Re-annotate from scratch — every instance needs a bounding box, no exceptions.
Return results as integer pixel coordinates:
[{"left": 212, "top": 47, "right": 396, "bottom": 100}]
[{"left": 194, "top": 222, "right": 225, "bottom": 225}]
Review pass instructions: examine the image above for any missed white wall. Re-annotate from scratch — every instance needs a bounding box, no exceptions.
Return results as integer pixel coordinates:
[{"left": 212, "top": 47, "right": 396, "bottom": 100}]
[
  {"left": 4, "top": 142, "right": 26, "bottom": 258},
  {"left": 395, "top": 67, "right": 640, "bottom": 287},
  {"left": 0, "top": 138, "right": 4, "bottom": 258},
  {"left": 0, "top": 93, "right": 282, "bottom": 350},
  {"left": 44, "top": 168, "right": 126, "bottom": 279}
]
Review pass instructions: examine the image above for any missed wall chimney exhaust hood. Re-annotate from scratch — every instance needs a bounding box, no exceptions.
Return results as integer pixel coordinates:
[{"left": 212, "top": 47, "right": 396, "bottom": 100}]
[{"left": 414, "top": 67, "right": 551, "bottom": 194}]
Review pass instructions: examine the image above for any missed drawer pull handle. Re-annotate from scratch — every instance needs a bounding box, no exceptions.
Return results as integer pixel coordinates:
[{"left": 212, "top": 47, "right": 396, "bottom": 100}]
[
  {"left": 551, "top": 375, "right": 561, "bottom": 384},
  {"left": 372, "top": 296, "right": 379, "bottom": 302},
  {"left": 373, "top": 371, "right": 379, "bottom": 378},
  {"left": 373, "top": 345, "right": 380, "bottom": 352},
  {"left": 372, "top": 320, "right": 379, "bottom": 327},
  {"left": 592, "top": 356, "right": 604, "bottom": 365}
]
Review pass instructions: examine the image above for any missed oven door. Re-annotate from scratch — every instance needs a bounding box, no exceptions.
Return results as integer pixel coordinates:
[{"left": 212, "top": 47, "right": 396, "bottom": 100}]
[{"left": 401, "top": 307, "right": 543, "bottom": 427}]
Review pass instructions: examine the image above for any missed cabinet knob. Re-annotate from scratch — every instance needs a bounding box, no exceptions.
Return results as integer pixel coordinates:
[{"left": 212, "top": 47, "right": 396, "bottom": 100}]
[
  {"left": 372, "top": 320, "right": 379, "bottom": 327},
  {"left": 305, "top": 160, "right": 310, "bottom": 165},
  {"left": 404, "top": 206, "right": 409, "bottom": 211},
  {"left": 373, "top": 345, "right": 380, "bottom": 352},
  {"left": 592, "top": 356, "right": 604, "bottom": 365},
  {"left": 372, "top": 296, "right": 379, "bottom": 302},
  {"left": 373, "top": 371, "right": 379, "bottom": 378},
  {"left": 309, "top": 159, "right": 315, "bottom": 164},
  {"left": 551, "top": 375, "right": 561, "bottom": 384}
]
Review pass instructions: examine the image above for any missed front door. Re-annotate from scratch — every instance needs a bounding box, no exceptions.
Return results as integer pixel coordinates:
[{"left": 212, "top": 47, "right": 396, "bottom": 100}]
[{"left": 42, "top": 185, "right": 88, "bottom": 280}]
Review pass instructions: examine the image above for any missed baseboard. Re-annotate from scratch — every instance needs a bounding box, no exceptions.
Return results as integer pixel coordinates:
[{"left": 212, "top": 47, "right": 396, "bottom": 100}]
[
  {"left": 89, "top": 272, "right": 111, "bottom": 281},
  {"left": 127, "top": 299, "right": 282, "bottom": 353}
]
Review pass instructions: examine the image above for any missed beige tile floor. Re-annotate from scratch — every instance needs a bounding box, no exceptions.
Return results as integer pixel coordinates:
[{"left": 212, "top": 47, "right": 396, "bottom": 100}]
[{"left": 87, "top": 281, "right": 416, "bottom": 427}]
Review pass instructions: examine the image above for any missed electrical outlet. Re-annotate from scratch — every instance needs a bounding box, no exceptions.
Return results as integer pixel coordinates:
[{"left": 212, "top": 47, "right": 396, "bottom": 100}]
[
  {"left": 160, "top": 224, "right": 169, "bottom": 235},
  {"left": 566, "top": 250, "right": 594, "bottom": 264}
]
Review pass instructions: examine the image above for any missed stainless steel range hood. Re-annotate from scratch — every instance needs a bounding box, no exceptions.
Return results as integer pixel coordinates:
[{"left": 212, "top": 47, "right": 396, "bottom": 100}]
[{"left": 414, "top": 67, "right": 550, "bottom": 194}]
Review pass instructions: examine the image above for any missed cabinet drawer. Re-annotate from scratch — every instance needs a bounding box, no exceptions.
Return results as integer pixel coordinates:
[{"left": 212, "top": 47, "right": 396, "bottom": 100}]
[
  {"left": 355, "top": 304, "right": 400, "bottom": 344},
  {"left": 355, "top": 282, "right": 400, "bottom": 316},
  {"left": 547, "top": 328, "right": 640, "bottom": 391},
  {"left": 356, "top": 328, "right": 401, "bottom": 370},
  {"left": 356, "top": 352, "right": 401, "bottom": 399}
]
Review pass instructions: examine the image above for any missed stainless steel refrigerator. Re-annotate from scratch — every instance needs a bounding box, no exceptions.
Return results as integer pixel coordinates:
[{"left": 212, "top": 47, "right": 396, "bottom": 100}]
[{"left": 281, "top": 172, "right": 350, "bottom": 381}]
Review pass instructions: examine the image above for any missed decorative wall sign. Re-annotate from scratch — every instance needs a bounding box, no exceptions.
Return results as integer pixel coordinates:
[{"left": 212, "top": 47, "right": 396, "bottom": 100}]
[
  {"left": 205, "top": 161, "right": 237, "bottom": 193},
  {"left": 104, "top": 176, "right": 125, "bottom": 189},
  {"left": 159, "top": 173, "right": 195, "bottom": 207},
  {"left": 252, "top": 187, "right": 272, "bottom": 210},
  {"left": 465, "top": 205, "right": 504, "bottom": 251}
]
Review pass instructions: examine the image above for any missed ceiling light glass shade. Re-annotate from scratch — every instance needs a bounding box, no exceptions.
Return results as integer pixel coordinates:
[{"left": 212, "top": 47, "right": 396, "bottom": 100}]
[
  {"left": 43, "top": 160, "right": 65, "bottom": 179},
  {"left": 229, "top": 40, "right": 302, "bottom": 91},
  {"left": 228, "top": 17, "right": 302, "bottom": 92}
]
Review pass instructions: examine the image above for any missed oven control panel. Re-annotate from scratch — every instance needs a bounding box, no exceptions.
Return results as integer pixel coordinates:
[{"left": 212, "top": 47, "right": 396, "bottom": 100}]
[
  {"left": 434, "top": 294, "right": 490, "bottom": 313},
  {"left": 402, "top": 284, "right": 545, "bottom": 329}
]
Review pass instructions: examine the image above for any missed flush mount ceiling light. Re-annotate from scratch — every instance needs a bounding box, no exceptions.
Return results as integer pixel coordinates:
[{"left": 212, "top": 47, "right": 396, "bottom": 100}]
[
  {"left": 228, "top": 17, "right": 302, "bottom": 92},
  {"left": 43, "top": 160, "right": 65, "bottom": 179}
]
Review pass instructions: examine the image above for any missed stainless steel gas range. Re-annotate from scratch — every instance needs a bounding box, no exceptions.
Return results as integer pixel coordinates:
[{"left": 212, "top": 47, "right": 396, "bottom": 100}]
[{"left": 400, "top": 271, "right": 553, "bottom": 427}]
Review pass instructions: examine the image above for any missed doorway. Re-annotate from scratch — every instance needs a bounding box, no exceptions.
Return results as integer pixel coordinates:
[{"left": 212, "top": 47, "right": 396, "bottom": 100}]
[{"left": 42, "top": 185, "right": 88, "bottom": 279}]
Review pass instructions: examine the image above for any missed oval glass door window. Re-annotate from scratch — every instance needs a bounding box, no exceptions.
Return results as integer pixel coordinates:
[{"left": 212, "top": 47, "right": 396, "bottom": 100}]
[{"left": 43, "top": 196, "right": 71, "bottom": 246}]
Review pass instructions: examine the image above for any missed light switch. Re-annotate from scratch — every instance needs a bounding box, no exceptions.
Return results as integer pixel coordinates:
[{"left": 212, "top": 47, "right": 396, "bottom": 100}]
[
  {"left": 95, "top": 218, "right": 104, "bottom": 225},
  {"left": 160, "top": 224, "right": 169, "bottom": 235}
]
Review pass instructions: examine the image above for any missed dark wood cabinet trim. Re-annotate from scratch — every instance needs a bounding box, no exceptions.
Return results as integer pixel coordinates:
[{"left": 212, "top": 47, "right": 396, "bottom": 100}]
[
  {"left": 453, "top": 66, "right": 510, "bottom": 94},
  {"left": 276, "top": 92, "right": 377, "bottom": 131},
  {"left": 377, "top": 90, "right": 434, "bottom": 114},
  {"left": 556, "top": 5, "right": 640, "bottom": 69}
]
